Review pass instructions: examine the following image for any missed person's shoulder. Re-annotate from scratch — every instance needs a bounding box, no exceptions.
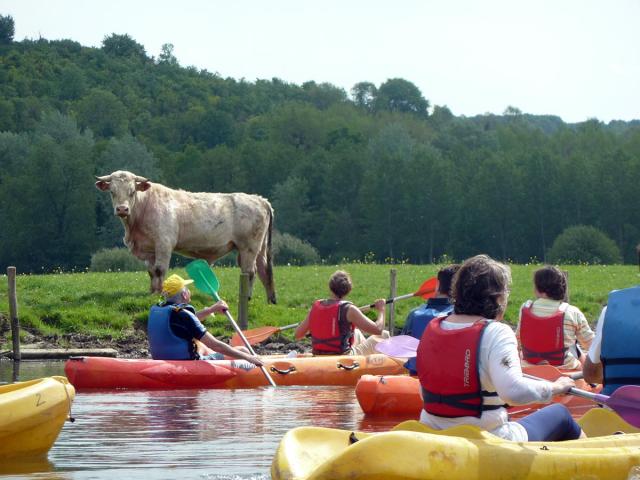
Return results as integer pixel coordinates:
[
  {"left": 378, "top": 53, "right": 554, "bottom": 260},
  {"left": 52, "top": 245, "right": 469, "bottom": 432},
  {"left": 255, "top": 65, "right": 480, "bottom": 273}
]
[{"left": 486, "top": 321, "right": 516, "bottom": 338}]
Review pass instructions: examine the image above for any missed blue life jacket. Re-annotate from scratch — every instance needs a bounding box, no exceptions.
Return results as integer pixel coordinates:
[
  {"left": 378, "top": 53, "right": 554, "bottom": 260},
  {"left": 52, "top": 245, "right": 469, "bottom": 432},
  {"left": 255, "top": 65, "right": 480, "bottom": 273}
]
[
  {"left": 403, "top": 298, "right": 454, "bottom": 375},
  {"left": 601, "top": 286, "right": 640, "bottom": 395},
  {"left": 148, "top": 304, "right": 193, "bottom": 360}
]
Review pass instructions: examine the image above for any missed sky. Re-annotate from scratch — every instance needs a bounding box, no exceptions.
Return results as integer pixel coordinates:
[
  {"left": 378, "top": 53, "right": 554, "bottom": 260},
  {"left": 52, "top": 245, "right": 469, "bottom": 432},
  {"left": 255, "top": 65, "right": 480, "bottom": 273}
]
[{"left": 2, "top": 0, "right": 639, "bottom": 123}]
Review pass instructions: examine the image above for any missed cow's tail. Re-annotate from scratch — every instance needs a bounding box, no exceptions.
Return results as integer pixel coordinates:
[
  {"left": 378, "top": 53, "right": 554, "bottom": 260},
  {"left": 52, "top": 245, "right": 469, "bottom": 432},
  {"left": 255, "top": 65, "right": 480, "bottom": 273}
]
[{"left": 265, "top": 203, "right": 276, "bottom": 304}]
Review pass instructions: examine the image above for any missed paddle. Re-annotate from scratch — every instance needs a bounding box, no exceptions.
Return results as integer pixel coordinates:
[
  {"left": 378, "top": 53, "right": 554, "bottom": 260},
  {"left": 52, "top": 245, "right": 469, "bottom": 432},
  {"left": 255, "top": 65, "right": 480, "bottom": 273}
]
[
  {"left": 230, "top": 323, "right": 299, "bottom": 347},
  {"left": 230, "top": 277, "right": 438, "bottom": 347},
  {"left": 185, "top": 259, "right": 277, "bottom": 387},
  {"left": 377, "top": 336, "right": 640, "bottom": 428},
  {"left": 358, "top": 277, "right": 438, "bottom": 310},
  {"left": 524, "top": 374, "right": 640, "bottom": 428}
]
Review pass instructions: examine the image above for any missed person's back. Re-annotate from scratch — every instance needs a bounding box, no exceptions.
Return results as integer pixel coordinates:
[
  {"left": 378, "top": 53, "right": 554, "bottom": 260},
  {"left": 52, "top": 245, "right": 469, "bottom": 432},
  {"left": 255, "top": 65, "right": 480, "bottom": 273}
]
[
  {"left": 402, "top": 264, "right": 459, "bottom": 374},
  {"left": 594, "top": 286, "right": 640, "bottom": 395},
  {"left": 516, "top": 266, "right": 594, "bottom": 370}
]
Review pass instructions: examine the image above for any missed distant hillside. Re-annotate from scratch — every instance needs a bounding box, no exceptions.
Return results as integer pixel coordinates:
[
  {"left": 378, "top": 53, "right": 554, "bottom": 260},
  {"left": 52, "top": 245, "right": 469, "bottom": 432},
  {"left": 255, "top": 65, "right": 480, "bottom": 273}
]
[{"left": 1, "top": 29, "right": 640, "bottom": 272}]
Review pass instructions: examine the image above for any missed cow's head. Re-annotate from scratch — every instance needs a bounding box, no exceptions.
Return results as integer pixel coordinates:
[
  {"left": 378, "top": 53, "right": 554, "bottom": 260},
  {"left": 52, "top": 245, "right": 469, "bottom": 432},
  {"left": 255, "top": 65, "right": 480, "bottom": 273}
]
[{"left": 95, "top": 170, "right": 151, "bottom": 218}]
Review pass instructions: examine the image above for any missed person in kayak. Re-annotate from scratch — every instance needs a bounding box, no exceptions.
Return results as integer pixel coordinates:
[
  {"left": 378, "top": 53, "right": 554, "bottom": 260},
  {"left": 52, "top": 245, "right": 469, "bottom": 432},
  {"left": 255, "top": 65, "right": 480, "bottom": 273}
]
[
  {"left": 416, "top": 255, "right": 585, "bottom": 442},
  {"left": 148, "top": 274, "right": 263, "bottom": 366},
  {"left": 295, "top": 270, "right": 389, "bottom": 356},
  {"left": 401, "top": 264, "right": 460, "bottom": 375},
  {"left": 516, "top": 265, "right": 594, "bottom": 370},
  {"left": 584, "top": 286, "right": 640, "bottom": 394}
]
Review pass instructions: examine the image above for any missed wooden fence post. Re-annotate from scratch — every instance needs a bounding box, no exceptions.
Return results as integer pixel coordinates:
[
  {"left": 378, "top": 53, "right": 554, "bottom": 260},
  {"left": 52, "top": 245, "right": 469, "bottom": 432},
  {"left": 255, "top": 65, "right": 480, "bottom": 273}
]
[
  {"left": 563, "top": 270, "right": 570, "bottom": 303},
  {"left": 8, "top": 266, "right": 20, "bottom": 362},
  {"left": 388, "top": 269, "right": 397, "bottom": 336},
  {"left": 238, "top": 273, "right": 249, "bottom": 330}
]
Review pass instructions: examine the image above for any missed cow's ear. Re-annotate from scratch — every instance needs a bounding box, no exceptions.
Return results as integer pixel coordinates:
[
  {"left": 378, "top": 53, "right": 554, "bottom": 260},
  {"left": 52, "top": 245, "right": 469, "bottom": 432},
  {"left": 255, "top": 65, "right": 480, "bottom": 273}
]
[
  {"left": 136, "top": 181, "right": 151, "bottom": 192},
  {"left": 95, "top": 180, "right": 110, "bottom": 191}
]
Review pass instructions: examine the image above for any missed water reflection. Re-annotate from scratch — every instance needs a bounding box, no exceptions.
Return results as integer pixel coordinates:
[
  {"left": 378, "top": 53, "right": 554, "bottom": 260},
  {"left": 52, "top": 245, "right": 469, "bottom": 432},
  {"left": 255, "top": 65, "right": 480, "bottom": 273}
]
[{"left": 0, "top": 361, "right": 398, "bottom": 479}]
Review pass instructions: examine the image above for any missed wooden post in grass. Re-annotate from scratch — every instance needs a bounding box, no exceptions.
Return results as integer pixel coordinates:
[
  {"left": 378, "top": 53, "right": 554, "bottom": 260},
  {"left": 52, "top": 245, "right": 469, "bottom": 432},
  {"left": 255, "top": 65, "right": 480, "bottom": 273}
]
[
  {"left": 7, "top": 266, "right": 20, "bottom": 362},
  {"left": 563, "top": 270, "right": 570, "bottom": 303},
  {"left": 238, "top": 273, "right": 249, "bottom": 330},
  {"left": 389, "top": 269, "right": 397, "bottom": 336}
]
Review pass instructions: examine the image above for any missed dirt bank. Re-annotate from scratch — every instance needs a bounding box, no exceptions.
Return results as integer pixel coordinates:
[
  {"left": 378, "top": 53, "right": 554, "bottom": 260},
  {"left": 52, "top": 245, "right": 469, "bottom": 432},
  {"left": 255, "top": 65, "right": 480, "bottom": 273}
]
[{"left": 4, "top": 327, "right": 311, "bottom": 359}]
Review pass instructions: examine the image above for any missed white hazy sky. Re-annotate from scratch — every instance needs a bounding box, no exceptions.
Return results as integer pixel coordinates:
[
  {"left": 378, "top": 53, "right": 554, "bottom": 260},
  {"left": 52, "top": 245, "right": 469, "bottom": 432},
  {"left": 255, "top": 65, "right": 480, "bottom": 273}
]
[{"left": 2, "top": 0, "right": 639, "bottom": 123}]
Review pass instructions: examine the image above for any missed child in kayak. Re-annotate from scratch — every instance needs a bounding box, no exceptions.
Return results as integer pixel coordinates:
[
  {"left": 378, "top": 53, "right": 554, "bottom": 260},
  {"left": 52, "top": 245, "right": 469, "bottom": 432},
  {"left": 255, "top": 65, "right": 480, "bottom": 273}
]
[
  {"left": 148, "top": 274, "right": 263, "bottom": 366},
  {"left": 516, "top": 266, "right": 594, "bottom": 370},
  {"left": 401, "top": 264, "right": 460, "bottom": 375},
  {"left": 416, "top": 255, "right": 585, "bottom": 442},
  {"left": 295, "top": 270, "right": 389, "bottom": 356}
]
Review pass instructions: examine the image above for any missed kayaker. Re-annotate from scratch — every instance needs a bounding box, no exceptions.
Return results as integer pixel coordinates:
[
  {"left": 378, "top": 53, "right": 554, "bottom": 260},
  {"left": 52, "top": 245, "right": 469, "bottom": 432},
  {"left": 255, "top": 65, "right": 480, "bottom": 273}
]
[
  {"left": 148, "top": 274, "right": 263, "bottom": 366},
  {"left": 416, "top": 255, "right": 585, "bottom": 442},
  {"left": 584, "top": 286, "right": 640, "bottom": 394},
  {"left": 516, "top": 265, "right": 594, "bottom": 370},
  {"left": 294, "top": 270, "right": 389, "bottom": 356},
  {"left": 401, "top": 264, "right": 460, "bottom": 375}
]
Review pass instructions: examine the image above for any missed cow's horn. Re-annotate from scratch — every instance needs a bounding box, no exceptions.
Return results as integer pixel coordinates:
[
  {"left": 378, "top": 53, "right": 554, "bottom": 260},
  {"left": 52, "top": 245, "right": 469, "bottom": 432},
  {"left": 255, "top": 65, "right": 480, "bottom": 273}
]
[
  {"left": 134, "top": 175, "right": 149, "bottom": 182},
  {"left": 95, "top": 175, "right": 112, "bottom": 182}
]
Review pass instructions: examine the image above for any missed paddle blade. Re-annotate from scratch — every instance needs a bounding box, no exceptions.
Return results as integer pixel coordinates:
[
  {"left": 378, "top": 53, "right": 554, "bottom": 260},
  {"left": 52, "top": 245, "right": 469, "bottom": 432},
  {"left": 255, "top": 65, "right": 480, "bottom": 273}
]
[
  {"left": 231, "top": 326, "right": 280, "bottom": 347},
  {"left": 415, "top": 277, "right": 438, "bottom": 300},
  {"left": 185, "top": 259, "right": 220, "bottom": 298},
  {"left": 606, "top": 385, "right": 640, "bottom": 428},
  {"left": 375, "top": 335, "right": 419, "bottom": 358}
]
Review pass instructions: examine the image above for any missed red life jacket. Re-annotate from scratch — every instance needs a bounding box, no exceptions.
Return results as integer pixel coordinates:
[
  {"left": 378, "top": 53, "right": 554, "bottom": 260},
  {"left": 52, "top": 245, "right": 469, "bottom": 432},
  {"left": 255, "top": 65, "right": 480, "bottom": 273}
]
[
  {"left": 417, "top": 317, "right": 505, "bottom": 418},
  {"left": 519, "top": 301, "right": 567, "bottom": 366},
  {"left": 309, "top": 300, "right": 354, "bottom": 355}
]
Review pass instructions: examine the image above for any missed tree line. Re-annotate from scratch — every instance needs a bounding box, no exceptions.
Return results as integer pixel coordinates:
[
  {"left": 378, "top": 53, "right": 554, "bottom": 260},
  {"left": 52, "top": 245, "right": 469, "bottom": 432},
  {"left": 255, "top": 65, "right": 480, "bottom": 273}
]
[{"left": 1, "top": 20, "right": 639, "bottom": 272}]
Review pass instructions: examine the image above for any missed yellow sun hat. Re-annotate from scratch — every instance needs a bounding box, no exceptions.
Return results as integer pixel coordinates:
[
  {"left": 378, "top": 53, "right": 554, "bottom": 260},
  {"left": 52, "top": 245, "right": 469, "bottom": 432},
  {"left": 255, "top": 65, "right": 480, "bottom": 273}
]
[{"left": 162, "top": 274, "right": 194, "bottom": 297}]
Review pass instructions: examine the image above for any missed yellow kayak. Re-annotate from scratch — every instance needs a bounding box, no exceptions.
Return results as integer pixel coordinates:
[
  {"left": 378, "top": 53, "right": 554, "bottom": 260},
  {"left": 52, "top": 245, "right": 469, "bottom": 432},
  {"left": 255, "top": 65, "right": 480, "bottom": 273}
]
[
  {"left": 0, "top": 376, "right": 75, "bottom": 459},
  {"left": 272, "top": 409, "right": 640, "bottom": 480}
]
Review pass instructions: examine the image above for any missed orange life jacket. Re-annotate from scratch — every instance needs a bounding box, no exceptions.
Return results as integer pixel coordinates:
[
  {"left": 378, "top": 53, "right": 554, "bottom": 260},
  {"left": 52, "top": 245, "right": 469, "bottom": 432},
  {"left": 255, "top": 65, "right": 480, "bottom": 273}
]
[
  {"left": 519, "top": 301, "right": 567, "bottom": 366},
  {"left": 417, "top": 317, "right": 505, "bottom": 418},
  {"left": 309, "top": 300, "right": 354, "bottom": 355}
]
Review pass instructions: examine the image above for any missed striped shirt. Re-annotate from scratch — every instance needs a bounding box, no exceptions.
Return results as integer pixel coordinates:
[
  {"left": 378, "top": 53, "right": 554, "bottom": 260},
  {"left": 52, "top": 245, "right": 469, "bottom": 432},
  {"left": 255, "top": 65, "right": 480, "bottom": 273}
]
[{"left": 516, "top": 298, "right": 595, "bottom": 370}]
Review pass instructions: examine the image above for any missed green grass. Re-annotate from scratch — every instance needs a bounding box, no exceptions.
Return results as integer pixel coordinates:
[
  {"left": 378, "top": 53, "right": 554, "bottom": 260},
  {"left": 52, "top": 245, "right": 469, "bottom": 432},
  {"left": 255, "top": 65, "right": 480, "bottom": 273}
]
[{"left": 0, "top": 263, "right": 639, "bottom": 347}]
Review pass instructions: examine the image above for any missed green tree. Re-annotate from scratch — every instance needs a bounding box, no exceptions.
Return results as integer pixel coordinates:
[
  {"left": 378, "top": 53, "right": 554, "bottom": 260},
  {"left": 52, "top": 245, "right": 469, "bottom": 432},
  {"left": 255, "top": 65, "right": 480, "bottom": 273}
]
[
  {"left": 0, "top": 112, "right": 95, "bottom": 271},
  {"left": 158, "top": 43, "right": 178, "bottom": 65},
  {"left": 548, "top": 225, "right": 622, "bottom": 264},
  {"left": 0, "top": 14, "right": 14, "bottom": 44},
  {"left": 351, "top": 82, "right": 377, "bottom": 111},
  {"left": 272, "top": 176, "right": 312, "bottom": 236},
  {"left": 101, "top": 33, "right": 147, "bottom": 60},
  {"left": 374, "top": 78, "right": 429, "bottom": 116},
  {"left": 75, "top": 88, "right": 129, "bottom": 137}
]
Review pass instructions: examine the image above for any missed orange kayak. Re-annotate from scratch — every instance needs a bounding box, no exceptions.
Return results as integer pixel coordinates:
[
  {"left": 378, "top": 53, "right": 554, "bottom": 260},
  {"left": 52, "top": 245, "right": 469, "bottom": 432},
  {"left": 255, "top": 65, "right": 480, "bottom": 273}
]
[
  {"left": 356, "top": 365, "right": 599, "bottom": 418},
  {"left": 65, "top": 354, "right": 405, "bottom": 390}
]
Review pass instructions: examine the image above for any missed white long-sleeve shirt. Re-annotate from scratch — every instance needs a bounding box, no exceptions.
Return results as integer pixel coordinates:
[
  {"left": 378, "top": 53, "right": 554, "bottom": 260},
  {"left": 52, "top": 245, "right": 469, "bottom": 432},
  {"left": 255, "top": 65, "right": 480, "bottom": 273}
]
[{"left": 420, "top": 319, "right": 554, "bottom": 441}]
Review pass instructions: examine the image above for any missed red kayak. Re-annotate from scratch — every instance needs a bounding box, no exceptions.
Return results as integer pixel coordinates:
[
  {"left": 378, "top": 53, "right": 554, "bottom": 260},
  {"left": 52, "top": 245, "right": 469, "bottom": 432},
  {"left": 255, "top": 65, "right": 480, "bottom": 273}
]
[
  {"left": 356, "top": 365, "right": 600, "bottom": 418},
  {"left": 65, "top": 353, "right": 405, "bottom": 390}
]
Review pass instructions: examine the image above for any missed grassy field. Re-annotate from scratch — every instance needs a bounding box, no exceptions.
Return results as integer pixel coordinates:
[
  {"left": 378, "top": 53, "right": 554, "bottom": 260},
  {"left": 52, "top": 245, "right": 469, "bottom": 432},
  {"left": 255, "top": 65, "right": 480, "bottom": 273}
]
[{"left": 0, "top": 263, "right": 639, "bottom": 348}]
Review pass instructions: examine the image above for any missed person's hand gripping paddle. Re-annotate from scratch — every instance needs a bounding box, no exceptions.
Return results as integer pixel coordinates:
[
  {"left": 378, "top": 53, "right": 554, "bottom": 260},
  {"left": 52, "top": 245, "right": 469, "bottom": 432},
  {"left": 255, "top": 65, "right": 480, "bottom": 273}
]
[{"left": 185, "top": 259, "right": 277, "bottom": 387}]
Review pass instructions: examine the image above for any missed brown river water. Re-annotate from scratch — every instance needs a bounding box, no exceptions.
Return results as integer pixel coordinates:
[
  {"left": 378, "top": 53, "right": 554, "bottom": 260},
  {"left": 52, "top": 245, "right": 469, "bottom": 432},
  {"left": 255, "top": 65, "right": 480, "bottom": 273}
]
[{"left": 0, "top": 360, "right": 401, "bottom": 479}]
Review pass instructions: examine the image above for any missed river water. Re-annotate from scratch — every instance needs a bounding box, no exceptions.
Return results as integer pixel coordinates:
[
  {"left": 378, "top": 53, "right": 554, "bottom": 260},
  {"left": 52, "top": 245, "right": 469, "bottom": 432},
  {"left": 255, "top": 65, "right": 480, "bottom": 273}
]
[{"left": 0, "top": 360, "right": 401, "bottom": 479}]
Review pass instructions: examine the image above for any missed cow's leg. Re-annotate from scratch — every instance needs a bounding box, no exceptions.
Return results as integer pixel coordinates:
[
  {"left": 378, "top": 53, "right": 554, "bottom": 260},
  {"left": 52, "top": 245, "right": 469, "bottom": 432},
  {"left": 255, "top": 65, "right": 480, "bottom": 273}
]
[
  {"left": 151, "top": 250, "right": 171, "bottom": 294},
  {"left": 145, "top": 258, "right": 156, "bottom": 293},
  {"left": 237, "top": 249, "right": 258, "bottom": 301},
  {"left": 256, "top": 241, "right": 277, "bottom": 304}
]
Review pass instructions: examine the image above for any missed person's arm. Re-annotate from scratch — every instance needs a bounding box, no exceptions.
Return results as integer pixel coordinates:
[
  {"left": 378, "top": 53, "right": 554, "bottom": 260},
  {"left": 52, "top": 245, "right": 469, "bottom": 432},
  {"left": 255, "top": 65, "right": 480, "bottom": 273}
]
[
  {"left": 584, "top": 307, "right": 605, "bottom": 384},
  {"left": 346, "top": 299, "right": 385, "bottom": 335},
  {"left": 574, "top": 309, "right": 595, "bottom": 350},
  {"left": 195, "top": 300, "right": 228, "bottom": 321},
  {"left": 198, "top": 332, "right": 263, "bottom": 366},
  {"left": 294, "top": 312, "right": 311, "bottom": 340}
]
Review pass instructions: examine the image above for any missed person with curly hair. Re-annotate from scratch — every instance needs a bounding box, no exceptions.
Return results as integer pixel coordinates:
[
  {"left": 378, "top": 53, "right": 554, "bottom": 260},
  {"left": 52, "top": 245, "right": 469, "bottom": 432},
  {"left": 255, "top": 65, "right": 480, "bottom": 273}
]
[
  {"left": 516, "top": 266, "right": 594, "bottom": 370},
  {"left": 295, "top": 270, "right": 389, "bottom": 355},
  {"left": 416, "top": 254, "right": 585, "bottom": 441}
]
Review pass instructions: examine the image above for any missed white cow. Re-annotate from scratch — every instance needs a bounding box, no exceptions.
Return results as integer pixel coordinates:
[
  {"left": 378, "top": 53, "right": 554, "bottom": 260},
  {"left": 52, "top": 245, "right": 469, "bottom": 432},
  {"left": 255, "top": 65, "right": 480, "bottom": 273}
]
[{"left": 95, "top": 170, "right": 276, "bottom": 303}]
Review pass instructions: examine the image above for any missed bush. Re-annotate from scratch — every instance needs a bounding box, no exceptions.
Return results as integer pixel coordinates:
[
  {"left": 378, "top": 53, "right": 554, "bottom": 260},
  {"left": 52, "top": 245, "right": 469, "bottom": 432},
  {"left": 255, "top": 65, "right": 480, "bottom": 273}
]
[
  {"left": 272, "top": 232, "right": 321, "bottom": 265},
  {"left": 547, "top": 225, "right": 622, "bottom": 264},
  {"left": 90, "top": 248, "right": 146, "bottom": 272}
]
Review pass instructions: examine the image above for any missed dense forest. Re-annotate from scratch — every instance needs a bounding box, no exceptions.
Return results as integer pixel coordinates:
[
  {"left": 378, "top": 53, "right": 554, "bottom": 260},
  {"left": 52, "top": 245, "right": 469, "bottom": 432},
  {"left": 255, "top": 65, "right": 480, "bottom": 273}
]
[{"left": 1, "top": 15, "right": 639, "bottom": 272}]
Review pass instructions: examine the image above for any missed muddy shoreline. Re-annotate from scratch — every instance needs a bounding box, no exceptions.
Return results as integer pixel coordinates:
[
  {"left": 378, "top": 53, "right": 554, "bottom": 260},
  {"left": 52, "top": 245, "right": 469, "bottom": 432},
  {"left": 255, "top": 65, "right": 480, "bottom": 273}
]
[{"left": 6, "top": 328, "right": 312, "bottom": 359}]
